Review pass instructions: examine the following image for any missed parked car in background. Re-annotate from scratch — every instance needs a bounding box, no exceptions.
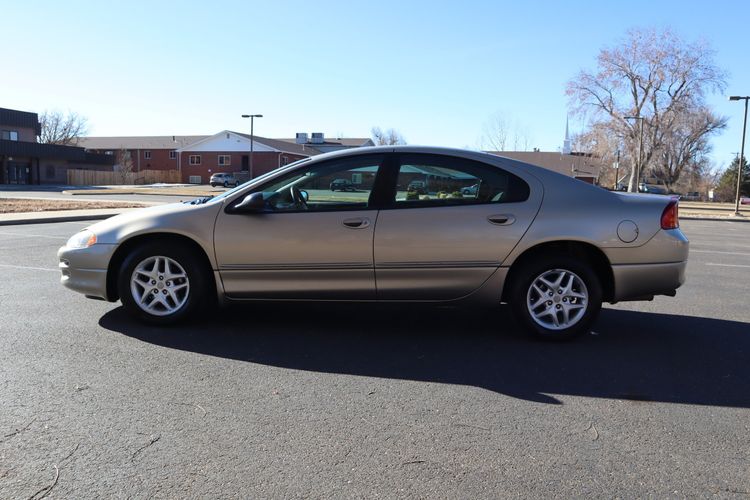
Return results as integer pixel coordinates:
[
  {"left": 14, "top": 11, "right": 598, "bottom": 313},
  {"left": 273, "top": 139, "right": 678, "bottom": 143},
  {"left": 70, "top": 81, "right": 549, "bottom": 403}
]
[
  {"left": 741, "top": 196, "right": 750, "bottom": 205},
  {"left": 640, "top": 184, "right": 667, "bottom": 195},
  {"left": 682, "top": 192, "right": 702, "bottom": 201},
  {"left": 58, "top": 146, "right": 688, "bottom": 340},
  {"left": 330, "top": 178, "right": 356, "bottom": 191},
  {"left": 461, "top": 183, "right": 480, "bottom": 196},
  {"left": 210, "top": 173, "right": 239, "bottom": 188},
  {"left": 407, "top": 180, "right": 428, "bottom": 194}
]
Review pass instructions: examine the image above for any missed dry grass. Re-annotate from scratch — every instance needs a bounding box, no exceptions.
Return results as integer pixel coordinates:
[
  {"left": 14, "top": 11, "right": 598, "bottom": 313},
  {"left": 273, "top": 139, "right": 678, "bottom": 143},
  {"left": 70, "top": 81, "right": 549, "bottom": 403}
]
[
  {"left": 64, "top": 185, "right": 225, "bottom": 197},
  {"left": 0, "top": 198, "right": 146, "bottom": 214}
]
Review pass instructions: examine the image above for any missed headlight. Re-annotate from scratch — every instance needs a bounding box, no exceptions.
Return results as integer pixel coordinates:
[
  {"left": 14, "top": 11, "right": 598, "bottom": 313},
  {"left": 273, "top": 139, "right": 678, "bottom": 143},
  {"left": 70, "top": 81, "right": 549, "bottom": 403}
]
[{"left": 66, "top": 230, "right": 97, "bottom": 249}]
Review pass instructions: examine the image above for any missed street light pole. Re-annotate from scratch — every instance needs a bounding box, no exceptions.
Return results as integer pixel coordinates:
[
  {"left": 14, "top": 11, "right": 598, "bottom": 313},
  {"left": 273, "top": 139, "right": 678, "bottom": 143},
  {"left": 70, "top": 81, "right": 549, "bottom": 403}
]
[
  {"left": 728, "top": 96, "right": 749, "bottom": 215},
  {"left": 624, "top": 116, "right": 645, "bottom": 192},
  {"left": 614, "top": 149, "right": 620, "bottom": 190},
  {"left": 241, "top": 114, "right": 263, "bottom": 180}
]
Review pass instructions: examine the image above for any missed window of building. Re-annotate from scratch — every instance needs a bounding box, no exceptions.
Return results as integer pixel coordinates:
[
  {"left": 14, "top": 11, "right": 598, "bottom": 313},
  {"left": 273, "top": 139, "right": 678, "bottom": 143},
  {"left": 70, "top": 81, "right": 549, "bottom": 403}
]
[
  {"left": 1, "top": 130, "right": 18, "bottom": 141},
  {"left": 144, "top": 151, "right": 152, "bottom": 160},
  {"left": 189, "top": 155, "right": 201, "bottom": 165},
  {"left": 169, "top": 150, "right": 176, "bottom": 159},
  {"left": 218, "top": 155, "right": 231, "bottom": 166}
]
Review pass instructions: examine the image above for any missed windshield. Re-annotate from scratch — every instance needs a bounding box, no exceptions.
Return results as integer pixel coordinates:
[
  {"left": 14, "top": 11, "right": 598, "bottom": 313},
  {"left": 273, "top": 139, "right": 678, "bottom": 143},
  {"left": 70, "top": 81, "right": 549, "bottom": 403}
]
[{"left": 206, "top": 157, "right": 313, "bottom": 203}]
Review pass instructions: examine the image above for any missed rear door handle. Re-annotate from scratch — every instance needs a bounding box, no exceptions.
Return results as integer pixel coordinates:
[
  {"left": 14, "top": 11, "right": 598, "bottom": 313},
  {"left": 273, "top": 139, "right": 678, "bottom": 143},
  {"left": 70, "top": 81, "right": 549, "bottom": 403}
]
[
  {"left": 342, "top": 217, "right": 371, "bottom": 229},
  {"left": 488, "top": 214, "right": 516, "bottom": 226}
]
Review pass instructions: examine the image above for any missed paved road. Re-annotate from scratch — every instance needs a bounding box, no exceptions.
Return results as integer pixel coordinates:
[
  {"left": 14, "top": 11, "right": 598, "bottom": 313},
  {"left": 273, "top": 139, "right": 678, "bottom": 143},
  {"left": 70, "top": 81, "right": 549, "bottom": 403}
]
[{"left": 0, "top": 220, "right": 748, "bottom": 497}]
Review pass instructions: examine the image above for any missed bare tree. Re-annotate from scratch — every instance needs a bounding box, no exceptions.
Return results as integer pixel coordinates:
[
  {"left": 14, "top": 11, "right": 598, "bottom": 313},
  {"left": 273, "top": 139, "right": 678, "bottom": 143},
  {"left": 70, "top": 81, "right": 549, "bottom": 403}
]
[
  {"left": 116, "top": 149, "right": 134, "bottom": 184},
  {"left": 39, "top": 110, "right": 89, "bottom": 146},
  {"left": 572, "top": 122, "right": 626, "bottom": 188},
  {"left": 479, "top": 112, "right": 532, "bottom": 151},
  {"left": 480, "top": 112, "right": 510, "bottom": 151},
  {"left": 371, "top": 127, "right": 406, "bottom": 145},
  {"left": 566, "top": 28, "right": 727, "bottom": 192},
  {"left": 652, "top": 107, "right": 726, "bottom": 191}
]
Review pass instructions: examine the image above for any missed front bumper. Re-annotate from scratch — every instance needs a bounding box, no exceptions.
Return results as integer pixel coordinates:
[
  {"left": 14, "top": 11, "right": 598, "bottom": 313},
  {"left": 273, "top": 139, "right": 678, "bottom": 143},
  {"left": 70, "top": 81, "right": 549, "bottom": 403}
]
[{"left": 58, "top": 244, "right": 117, "bottom": 301}]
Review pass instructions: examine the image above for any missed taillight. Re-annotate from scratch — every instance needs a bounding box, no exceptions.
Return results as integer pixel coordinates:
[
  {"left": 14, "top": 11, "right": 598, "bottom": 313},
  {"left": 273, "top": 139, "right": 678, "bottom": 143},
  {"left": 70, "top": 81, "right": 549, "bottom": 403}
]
[{"left": 661, "top": 200, "right": 679, "bottom": 229}]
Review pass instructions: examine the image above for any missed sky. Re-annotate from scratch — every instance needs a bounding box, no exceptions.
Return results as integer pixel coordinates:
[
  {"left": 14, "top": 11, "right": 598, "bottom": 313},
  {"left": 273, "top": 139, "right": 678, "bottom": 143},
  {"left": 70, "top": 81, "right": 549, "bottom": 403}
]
[{"left": 2, "top": 0, "right": 748, "bottom": 170}]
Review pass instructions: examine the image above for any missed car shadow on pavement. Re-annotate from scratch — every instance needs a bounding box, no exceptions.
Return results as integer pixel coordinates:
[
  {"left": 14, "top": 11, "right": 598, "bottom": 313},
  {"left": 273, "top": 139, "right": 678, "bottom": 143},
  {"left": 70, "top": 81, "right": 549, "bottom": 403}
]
[{"left": 99, "top": 304, "right": 750, "bottom": 407}]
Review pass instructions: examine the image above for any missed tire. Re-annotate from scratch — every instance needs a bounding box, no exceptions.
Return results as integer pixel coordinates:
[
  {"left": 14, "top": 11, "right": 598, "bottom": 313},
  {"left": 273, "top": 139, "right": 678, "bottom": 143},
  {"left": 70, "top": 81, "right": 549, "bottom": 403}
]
[
  {"left": 509, "top": 255, "right": 602, "bottom": 340},
  {"left": 223, "top": 181, "right": 228, "bottom": 187},
  {"left": 118, "top": 241, "right": 209, "bottom": 325},
  {"left": 210, "top": 183, "right": 216, "bottom": 187}
]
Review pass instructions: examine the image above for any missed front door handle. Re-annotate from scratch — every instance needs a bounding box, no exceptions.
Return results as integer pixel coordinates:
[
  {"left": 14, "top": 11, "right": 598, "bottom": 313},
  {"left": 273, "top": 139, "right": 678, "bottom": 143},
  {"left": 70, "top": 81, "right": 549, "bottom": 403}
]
[
  {"left": 342, "top": 217, "right": 371, "bottom": 229},
  {"left": 488, "top": 214, "right": 516, "bottom": 226}
]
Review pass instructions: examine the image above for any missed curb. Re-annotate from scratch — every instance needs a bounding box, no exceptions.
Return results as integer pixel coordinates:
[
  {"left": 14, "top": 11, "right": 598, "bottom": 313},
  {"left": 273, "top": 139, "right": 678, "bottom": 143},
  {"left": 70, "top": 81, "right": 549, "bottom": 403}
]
[
  {"left": 680, "top": 215, "right": 750, "bottom": 223},
  {"left": 0, "top": 212, "right": 121, "bottom": 226}
]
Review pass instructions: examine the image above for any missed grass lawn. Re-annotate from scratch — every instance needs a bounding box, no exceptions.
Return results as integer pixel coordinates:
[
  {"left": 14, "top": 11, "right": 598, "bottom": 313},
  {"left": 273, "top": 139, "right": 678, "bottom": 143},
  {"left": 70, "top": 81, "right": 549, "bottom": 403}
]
[{"left": 0, "top": 198, "right": 146, "bottom": 214}]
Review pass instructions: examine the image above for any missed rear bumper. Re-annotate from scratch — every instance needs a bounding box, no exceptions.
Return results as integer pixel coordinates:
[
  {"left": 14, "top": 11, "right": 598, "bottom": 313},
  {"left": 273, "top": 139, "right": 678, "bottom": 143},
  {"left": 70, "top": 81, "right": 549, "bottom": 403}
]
[{"left": 611, "top": 260, "right": 687, "bottom": 302}]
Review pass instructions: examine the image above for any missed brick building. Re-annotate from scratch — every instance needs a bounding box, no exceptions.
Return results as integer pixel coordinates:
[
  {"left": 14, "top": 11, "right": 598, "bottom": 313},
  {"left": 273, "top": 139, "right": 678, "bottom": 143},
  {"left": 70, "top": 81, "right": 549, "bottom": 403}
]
[
  {"left": 79, "top": 131, "right": 374, "bottom": 184},
  {"left": 0, "top": 107, "right": 113, "bottom": 184}
]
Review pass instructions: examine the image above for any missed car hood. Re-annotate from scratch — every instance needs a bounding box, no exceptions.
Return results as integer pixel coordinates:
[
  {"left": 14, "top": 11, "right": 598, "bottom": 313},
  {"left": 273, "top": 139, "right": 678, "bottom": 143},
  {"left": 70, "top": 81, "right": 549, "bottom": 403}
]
[{"left": 82, "top": 201, "right": 223, "bottom": 245}]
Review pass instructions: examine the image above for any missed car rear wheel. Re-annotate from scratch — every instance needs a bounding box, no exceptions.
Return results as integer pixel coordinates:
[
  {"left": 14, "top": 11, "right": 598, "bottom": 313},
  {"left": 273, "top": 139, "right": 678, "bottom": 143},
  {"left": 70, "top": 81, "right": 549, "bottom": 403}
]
[
  {"left": 509, "top": 256, "right": 602, "bottom": 340},
  {"left": 118, "top": 242, "right": 208, "bottom": 325},
  {"left": 223, "top": 181, "right": 228, "bottom": 187}
]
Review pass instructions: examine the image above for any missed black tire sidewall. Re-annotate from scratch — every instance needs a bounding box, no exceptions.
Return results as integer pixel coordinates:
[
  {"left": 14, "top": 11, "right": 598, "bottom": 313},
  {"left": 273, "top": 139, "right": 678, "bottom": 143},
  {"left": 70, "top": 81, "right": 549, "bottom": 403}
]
[
  {"left": 117, "top": 242, "right": 207, "bottom": 325},
  {"left": 510, "top": 256, "right": 602, "bottom": 340}
]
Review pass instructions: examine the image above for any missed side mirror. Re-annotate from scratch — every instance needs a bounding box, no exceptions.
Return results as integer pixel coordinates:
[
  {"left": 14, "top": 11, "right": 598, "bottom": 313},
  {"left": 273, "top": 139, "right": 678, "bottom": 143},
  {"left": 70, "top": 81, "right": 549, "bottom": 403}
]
[
  {"left": 233, "top": 192, "right": 266, "bottom": 213},
  {"left": 299, "top": 189, "right": 309, "bottom": 202}
]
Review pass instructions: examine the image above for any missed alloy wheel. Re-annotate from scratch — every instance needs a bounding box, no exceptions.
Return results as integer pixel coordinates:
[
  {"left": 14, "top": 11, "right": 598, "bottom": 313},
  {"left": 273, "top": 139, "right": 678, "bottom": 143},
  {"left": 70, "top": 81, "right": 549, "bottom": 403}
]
[
  {"left": 130, "top": 256, "right": 190, "bottom": 316},
  {"left": 526, "top": 268, "right": 588, "bottom": 330}
]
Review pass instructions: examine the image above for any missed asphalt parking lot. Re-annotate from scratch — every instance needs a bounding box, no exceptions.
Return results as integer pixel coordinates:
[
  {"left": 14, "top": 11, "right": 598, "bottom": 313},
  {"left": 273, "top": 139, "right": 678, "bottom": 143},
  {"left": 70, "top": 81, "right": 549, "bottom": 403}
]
[{"left": 0, "top": 220, "right": 748, "bottom": 498}]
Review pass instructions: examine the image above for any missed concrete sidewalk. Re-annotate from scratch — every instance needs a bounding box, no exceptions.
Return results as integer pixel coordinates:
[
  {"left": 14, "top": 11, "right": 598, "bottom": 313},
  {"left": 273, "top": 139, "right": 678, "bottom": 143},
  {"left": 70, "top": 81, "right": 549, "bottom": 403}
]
[{"left": 0, "top": 208, "right": 138, "bottom": 226}]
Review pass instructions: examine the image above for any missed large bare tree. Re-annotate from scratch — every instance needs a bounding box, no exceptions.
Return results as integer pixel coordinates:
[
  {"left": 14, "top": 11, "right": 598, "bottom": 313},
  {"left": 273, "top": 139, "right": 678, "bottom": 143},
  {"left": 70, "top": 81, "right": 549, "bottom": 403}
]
[
  {"left": 39, "top": 110, "right": 89, "bottom": 146},
  {"left": 567, "top": 28, "right": 726, "bottom": 192},
  {"left": 652, "top": 107, "right": 726, "bottom": 191},
  {"left": 371, "top": 126, "right": 406, "bottom": 145}
]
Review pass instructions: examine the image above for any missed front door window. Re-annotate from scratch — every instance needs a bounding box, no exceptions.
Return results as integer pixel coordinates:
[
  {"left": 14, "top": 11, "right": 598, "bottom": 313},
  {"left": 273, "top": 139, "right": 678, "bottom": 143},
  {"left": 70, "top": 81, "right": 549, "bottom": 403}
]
[{"left": 247, "top": 156, "right": 382, "bottom": 212}]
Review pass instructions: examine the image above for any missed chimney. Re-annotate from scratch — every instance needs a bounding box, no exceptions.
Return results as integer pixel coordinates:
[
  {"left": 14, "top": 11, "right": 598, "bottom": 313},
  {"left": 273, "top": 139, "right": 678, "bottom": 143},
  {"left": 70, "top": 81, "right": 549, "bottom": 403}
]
[{"left": 295, "top": 132, "right": 308, "bottom": 144}]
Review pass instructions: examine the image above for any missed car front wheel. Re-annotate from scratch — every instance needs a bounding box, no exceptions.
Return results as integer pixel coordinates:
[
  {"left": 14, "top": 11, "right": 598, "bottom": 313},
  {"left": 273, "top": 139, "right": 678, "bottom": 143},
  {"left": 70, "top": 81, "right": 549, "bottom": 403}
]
[
  {"left": 118, "top": 242, "right": 208, "bottom": 325},
  {"left": 509, "top": 257, "right": 602, "bottom": 340}
]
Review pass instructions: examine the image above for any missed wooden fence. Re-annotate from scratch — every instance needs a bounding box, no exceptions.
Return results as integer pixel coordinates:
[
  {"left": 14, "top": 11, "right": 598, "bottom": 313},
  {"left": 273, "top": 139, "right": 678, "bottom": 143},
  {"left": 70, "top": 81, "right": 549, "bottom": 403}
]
[{"left": 67, "top": 169, "right": 181, "bottom": 186}]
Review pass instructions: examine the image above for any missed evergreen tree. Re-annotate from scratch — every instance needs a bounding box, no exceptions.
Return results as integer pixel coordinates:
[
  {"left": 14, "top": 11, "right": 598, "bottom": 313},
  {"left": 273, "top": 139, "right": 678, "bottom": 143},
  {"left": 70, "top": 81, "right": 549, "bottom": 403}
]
[{"left": 715, "top": 156, "right": 750, "bottom": 201}]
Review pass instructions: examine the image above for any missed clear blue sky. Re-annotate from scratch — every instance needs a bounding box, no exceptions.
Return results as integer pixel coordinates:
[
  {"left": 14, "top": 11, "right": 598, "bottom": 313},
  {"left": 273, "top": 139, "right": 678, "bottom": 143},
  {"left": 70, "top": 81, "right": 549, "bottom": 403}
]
[{"left": 2, "top": 0, "right": 748, "bottom": 170}]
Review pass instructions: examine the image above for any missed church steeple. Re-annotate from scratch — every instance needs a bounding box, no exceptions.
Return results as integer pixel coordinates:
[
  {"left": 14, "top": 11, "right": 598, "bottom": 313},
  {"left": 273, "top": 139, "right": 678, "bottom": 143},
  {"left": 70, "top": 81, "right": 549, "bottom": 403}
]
[{"left": 562, "top": 116, "right": 572, "bottom": 154}]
